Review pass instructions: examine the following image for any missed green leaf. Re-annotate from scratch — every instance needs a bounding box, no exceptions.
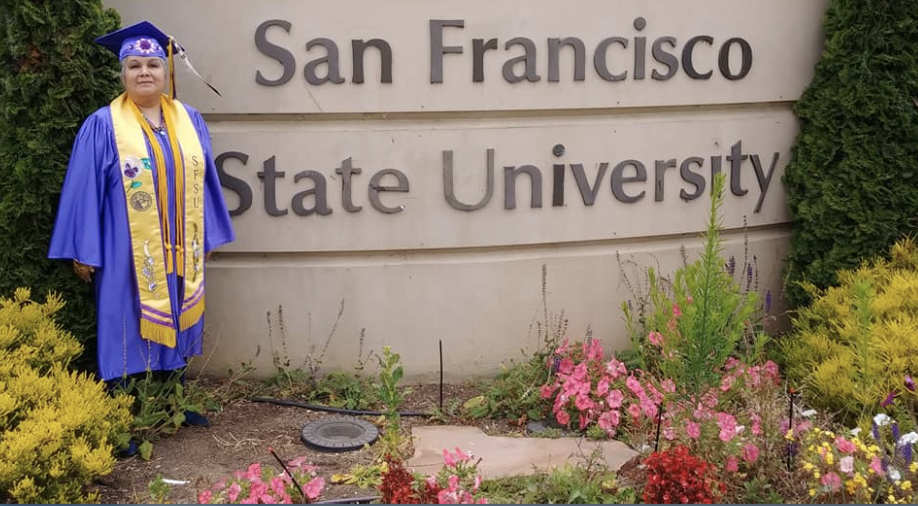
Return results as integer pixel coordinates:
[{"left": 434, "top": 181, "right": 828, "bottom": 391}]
[
  {"left": 129, "top": 181, "right": 141, "bottom": 189},
  {"left": 139, "top": 440, "right": 154, "bottom": 461}
]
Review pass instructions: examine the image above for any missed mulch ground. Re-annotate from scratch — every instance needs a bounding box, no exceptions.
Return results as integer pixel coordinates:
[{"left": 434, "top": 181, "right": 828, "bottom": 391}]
[{"left": 95, "top": 383, "right": 525, "bottom": 504}]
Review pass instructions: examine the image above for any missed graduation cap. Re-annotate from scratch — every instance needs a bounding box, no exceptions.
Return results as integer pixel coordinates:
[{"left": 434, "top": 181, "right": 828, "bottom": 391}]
[{"left": 95, "top": 20, "right": 221, "bottom": 98}]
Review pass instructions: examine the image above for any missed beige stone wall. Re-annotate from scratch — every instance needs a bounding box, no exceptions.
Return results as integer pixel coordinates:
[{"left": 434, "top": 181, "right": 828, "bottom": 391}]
[{"left": 105, "top": 0, "right": 827, "bottom": 380}]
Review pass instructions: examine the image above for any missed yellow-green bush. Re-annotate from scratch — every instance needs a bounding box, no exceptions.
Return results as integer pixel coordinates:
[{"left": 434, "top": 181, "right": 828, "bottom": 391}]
[
  {"left": 781, "top": 239, "right": 918, "bottom": 426},
  {"left": 0, "top": 288, "right": 132, "bottom": 503}
]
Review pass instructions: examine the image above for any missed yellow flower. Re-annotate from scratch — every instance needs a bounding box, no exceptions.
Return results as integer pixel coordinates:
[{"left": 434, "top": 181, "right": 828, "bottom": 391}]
[
  {"left": 910, "top": 462, "right": 918, "bottom": 473},
  {"left": 809, "top": 489, "right": 816, "bottom": 497},
  {"left": 846, "top": 479, "right": 858, "bottom": 495},
  {"left": 786, "top": 429, "right": 795, "bottom": 440},
  {"left": 814, "top": 471, "right": 821, "bottom": 479},
  {"left": 902, "top": 480, "right": 913, "bottom": 491},
  {"left": 825, "top": 453, "right": 835, "bottom": 465},
  {"left": 803, "top": 462, "right": 814, "bottom": 471}
]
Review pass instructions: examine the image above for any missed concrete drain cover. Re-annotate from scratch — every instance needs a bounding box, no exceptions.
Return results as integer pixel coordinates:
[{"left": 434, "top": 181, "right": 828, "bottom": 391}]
[{"left": 300, "top": 415, "right": 379, "bottom": 452}]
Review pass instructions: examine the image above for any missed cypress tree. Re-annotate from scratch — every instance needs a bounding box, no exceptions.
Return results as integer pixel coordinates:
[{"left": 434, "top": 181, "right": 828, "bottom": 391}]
[
  {"left": 783, "top": 0, "right": 918, "bottom": 305},
  {"left": 0, "top": 0, "right": 121, "bottom": 368}
]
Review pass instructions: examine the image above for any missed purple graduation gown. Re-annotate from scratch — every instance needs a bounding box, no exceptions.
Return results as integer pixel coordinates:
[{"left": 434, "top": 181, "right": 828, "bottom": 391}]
[{"left": 48, "top": 103, "right": 235, "bottom": 381}]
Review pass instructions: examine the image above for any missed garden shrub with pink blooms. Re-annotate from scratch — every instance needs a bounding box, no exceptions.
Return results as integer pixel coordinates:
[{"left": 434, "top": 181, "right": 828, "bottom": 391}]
[{"left": 197, "top": 454, "right": 325, "bottom": 504}]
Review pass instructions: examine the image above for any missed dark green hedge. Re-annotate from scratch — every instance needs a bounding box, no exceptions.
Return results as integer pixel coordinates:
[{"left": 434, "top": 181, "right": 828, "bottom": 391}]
[
  {"left": 783, "top": 0, "right": 918, "bottom": 306},
  {"left": 0, "top": 0, "right": 121, "bottom": 369}
]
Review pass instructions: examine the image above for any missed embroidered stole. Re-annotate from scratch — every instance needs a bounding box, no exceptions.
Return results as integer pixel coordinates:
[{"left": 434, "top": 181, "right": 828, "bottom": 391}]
[{"left": 110, "top": 93, "right": 205, "bottom": 348}]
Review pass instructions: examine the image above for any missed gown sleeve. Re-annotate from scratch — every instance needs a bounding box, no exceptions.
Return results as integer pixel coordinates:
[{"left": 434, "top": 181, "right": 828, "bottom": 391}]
[
  {"left": 47, "top": 112, "right": 111, "bottom": 267},
  {"left": 186, "top": 106, "right": 236, "bottom": 253}
]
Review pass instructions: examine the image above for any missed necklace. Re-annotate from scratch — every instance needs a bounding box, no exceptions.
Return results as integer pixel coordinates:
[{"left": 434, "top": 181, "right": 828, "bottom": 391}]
[{"left": 142, "top": 110, "right": 166, "bottom": 135}]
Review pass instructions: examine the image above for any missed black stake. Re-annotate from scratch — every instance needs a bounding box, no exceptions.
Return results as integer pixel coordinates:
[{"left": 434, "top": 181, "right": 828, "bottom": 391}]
[
  {"left": 269, "top": 447, "right": 307, "bottom": 503},
  {"left": 653, "top": 401, "right": 665, "bottom": 453},
  {"left": 440, "top": 339, "right": 443, "bottom": 413},
  {"left": 786, "top": 387, "right": 796, "bottom": 472}
]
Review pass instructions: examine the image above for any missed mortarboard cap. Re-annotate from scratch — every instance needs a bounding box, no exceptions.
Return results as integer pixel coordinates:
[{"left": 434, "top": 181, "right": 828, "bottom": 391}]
[{"left": 95, "top": 20, "right": 179, "bottom": 62}]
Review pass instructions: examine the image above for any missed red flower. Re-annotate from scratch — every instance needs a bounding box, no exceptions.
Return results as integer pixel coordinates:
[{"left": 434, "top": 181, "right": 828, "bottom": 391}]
[{"left": 643, "top": 446, "right": 724, "bottom": 504}]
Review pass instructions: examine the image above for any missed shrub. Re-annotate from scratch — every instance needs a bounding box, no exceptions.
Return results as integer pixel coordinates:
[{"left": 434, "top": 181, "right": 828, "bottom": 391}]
[
  {"left": 624, "top": 175, "right": 763, "bottom": 399},
  {"left": 643, "top": 445, "right": 725, "bottom": 504},
  {"left": 0, "top": 0, "right": 122, "bottom": 366},
  {"left": 782, "top": 0, "right": 918, "bottom": 306},
  {"left": 781, "top": 238, "right": 918, "bottom": 426},
  {"left": 0, "top": 288, "right": 132, "bottom": 503}
]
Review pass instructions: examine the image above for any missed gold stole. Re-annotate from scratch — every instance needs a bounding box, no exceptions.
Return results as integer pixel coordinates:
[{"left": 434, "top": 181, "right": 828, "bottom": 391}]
[{"left": 110, "top": 93, "right": 206, "bottom": 348}]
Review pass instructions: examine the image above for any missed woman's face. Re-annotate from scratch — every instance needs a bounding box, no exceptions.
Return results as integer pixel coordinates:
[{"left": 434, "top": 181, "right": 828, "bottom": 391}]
[{"left": 122, "top": 56, "right": 166, "bottom": 103}]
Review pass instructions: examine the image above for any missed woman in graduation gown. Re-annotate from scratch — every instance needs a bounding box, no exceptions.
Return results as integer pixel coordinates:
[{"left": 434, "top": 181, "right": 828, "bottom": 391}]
[{"left": 48, "top": 21, "right": 235, "bottom": 401}]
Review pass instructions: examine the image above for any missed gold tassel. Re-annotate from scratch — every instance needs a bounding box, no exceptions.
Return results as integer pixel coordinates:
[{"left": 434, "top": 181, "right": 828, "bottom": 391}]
[
  {"left": 179, "top": 295, "right": 205, "bottom": 331},
  {"left": 140, "top": 318, "right": 177, "bottom": 348}
]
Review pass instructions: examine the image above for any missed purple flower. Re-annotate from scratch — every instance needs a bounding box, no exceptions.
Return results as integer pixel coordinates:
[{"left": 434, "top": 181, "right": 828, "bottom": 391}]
[
  {"left": 726, "top": 256, "right": 736, "bottom": 276},
  {"left": 746, "top": 264, "right": 753, "bottom": 285},
  {"left": 764, "top": 290, "right": 772, "bottom": 314},
  {"left": 873, "top": 421, "right": 881, "bottom": 442},
  {"left": 882, "top": 391, "right": 896, "bottom": 407},
  {"left": 893, "top": 422, "right": 900, "bottom": 443},
  {"left": 905, "top": 443, "right": 913, "bottom": 464},
  {"left": 906, "top": 375, "right": 916, "bottom": 392}
]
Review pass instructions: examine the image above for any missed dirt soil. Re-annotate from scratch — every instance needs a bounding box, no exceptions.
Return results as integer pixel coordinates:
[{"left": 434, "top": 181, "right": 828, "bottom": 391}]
[{"left": 95, "top": 383, "right": 519, "bottom": 504}]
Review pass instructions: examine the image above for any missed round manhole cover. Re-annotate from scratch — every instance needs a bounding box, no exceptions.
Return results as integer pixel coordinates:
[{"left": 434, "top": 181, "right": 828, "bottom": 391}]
[{"left": 300, "top": 415, "right": 379, "bottom": 452}]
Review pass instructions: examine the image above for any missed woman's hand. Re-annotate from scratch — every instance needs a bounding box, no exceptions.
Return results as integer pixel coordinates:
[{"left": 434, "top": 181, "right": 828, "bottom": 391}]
[{"left": 73, "top": 260, "right": 95, "bottom": 282}]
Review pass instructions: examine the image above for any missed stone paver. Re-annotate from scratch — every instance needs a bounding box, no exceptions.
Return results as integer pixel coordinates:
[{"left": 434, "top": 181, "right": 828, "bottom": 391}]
[{"left": 408, "top": 425, "right": 638, "bottom": 479}]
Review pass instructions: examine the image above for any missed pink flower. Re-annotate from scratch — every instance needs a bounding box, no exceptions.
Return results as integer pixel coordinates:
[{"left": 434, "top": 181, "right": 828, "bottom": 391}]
[
  {"left": 540, "top": 384, "right": 555, "bottom": 399},
  {"left": 578, "top": 413, "right": 590, "bottom": 430},
  {"left": 598, "top": 410, "right": 621, "bottom": 432},
  {"left": 763, "top": 361, "right": 780, "bottom": 383},
  {"left": 640, "top": 396, "right": 658, "bottom": 419},
  {"left": 750, "top": 414, "right": 762, "bottom": 436},
  {"left": 554, "top": 338, "right": 570, "bottom": 356},
  {"left": 685, "top": 421, "right": 701, "bottom": 439},
  {"left": 454, "top": 447, "right": 471, "bottom": 462},
  {"left": 663, "top": 426, "right": 675, "bottom": 441},
  {"left": 575, "top": 394, "right": 596, "bottom": 412},
  {"left": 605, "top": 359, "right": 627, "bottom": 379},
  {"left": 720, "top": 375, "right": 735, "bottom": 392},
  {"left": 834, "top": 436, "right": 856, "bottom": 454},
  {"left": 303, "top": 477, "right": 325, "bottom": 500},
  {"left": 596, "top": 377, "right": 611, "bottom": 397},
  {"left": 271, "top": 476, "right": 287, "bottom": 498},
  {"left": 661, "top": 379, "right": 676, "bottom": 394},
  {"left": 716, "top": 412, "right": 737, "bottom": 442},
  {"left": 197, "top": 489, "right": 213, "bottom": 504},
  {"left": 626, "top": 376, "right": 644, "bottom": 396},
  {"left": 725, "top": 457, "right": 739, "bottom": 473},
  {"left": 606, "top": 389, "right": 624, "bottom": 409},
  {"left": 227, "top": 482, "right": 242, "bottom": 503},
  {"left": 840, "top": 456, "right": 854, "bottom": 474},
  {"left": 672, "top": 304, "right": 682, "bottom": 318},
  {"left": 556, "top": 410, "right": 570, "bottom": 426},
  {"left": 742, "top": 443, "right": 760, "bottom": 463},
  {"left": 648, "top": 331, "right": 663, "bottom": 347},
  {"left": 628, "top": 403, "right": 642, "bottom": 421},
  {"left": 244, "top": 462, "right": 262, "bottom": 481},
  {"left": 820, "top": 472, "right": 842, "bottom": 492},
  {"left": 558, "top": 357, "right": 574, "bottom": 374},
  {"left": 870, "top": 456, "right": 883, "bottom": 475},
  {"left": 584, "top": 339, "right": 604, "bottom": 361},
  {"left": 443, "top": 448, "right": 457, "bottom": 466}
]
